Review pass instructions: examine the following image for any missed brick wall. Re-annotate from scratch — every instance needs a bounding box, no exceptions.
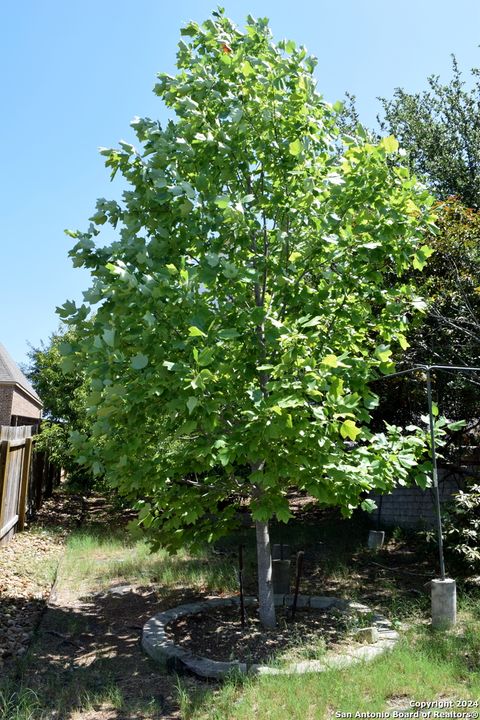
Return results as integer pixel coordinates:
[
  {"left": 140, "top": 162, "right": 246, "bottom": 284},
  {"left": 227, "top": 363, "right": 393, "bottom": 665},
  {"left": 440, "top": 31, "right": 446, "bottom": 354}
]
[
  {"left": 0, "top": 385, "right": 13, "bottom": 425},
  {"left": 11, "top": 387, "right": 42, "bottom": 422},
  {"left": 369, "top": 468, "right": 470, "bottom": 530}
]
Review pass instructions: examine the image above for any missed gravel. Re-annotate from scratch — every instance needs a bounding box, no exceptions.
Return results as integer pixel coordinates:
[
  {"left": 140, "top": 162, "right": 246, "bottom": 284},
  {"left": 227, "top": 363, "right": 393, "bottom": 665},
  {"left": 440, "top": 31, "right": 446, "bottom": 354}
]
[{"left": 0, "top": 527, "right": 64, "bottom": 670}]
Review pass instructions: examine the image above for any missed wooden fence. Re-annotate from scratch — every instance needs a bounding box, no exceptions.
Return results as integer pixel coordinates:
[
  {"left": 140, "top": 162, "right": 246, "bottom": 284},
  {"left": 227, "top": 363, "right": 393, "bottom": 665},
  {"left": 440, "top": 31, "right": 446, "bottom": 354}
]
[{"left": 0, "top": 425, "right": 59, "bottom": 546}]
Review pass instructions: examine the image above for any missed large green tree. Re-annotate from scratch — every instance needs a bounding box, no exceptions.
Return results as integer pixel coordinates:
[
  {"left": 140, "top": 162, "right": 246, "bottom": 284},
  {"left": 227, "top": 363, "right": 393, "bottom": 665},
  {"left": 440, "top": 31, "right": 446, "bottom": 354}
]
[
  {"left": 27, "top": 328, "right": 92, "bottom": 486},
  {"left": 342, "top": 58, "right": 480, "bottom": 429},
  {"left": 379, "top": 56, "right": 480, "bottom": 209},
  {"left": 61, "top": 11, "right": 436, "bottom": 627},
  {"left": 374, "top": 198, "right": 480, "bottom": 441}
]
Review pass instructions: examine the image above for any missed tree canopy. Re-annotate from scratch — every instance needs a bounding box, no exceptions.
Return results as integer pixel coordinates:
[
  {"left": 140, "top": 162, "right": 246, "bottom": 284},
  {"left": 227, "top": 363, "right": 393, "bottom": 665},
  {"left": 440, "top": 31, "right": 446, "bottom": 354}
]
[
  {"left": 340, "top": 57, "right": 480, "bottom": 431},
  {"left": 61, "top": 11, "right": 437, "bottom": 626},
  {"left": 379, "top": 57, "right": 480, "bottom": 209},
  {"left": 27, "top": 329, "right": 92, "bottom": 486},
  {"left": 374, "top": 198, "right": 480, "bottom": 439}
]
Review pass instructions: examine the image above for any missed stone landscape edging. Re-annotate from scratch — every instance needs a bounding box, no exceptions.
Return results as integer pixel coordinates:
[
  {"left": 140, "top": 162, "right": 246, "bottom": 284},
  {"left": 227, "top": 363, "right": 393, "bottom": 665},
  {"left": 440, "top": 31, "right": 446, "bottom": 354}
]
[{"left": 142, "top": 594, "right": 399, "bottom": 680}]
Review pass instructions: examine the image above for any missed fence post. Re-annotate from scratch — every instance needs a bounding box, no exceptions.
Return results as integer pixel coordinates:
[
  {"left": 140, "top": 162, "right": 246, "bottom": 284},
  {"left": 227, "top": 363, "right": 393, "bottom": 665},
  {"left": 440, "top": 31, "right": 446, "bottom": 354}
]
[
  {"left": 34, "top": 451, "right": 45, "bottom": 511},
  {"left": 17, "top": 437, "right": 33, "bottom": 532},
  {"left": 45, "top": 458, "right": 54, "bottom": 499},
  {"left": 0, "top": 441, "right": 11, "bottom": 530}
]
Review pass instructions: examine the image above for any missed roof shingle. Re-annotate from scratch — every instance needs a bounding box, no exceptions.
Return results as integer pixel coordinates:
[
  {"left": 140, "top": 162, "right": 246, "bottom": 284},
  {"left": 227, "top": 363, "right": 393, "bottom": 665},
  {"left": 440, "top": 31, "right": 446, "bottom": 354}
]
[{"left": 0, "top": 343, "right": 42, "bottom": 405}]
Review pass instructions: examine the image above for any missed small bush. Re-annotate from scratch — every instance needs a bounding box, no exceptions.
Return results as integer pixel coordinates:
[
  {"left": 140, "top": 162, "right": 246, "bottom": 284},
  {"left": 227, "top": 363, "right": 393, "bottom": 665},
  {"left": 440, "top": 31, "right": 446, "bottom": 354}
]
[{"left": 433, "top": 480, "right": 480, "bottom": 573}]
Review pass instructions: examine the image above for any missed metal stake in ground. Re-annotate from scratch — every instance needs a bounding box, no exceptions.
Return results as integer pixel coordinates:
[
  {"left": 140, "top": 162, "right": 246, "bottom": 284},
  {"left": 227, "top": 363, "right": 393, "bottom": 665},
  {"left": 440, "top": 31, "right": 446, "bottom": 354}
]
[
  {"left": 426, "top": 368, "right": 446, "bottom": 581},
  {"left": 238, "top": 544, "right": 246, "bottom": 628},
  {"left": 290, "top": 551, "right": 304, "bottom": 622}
]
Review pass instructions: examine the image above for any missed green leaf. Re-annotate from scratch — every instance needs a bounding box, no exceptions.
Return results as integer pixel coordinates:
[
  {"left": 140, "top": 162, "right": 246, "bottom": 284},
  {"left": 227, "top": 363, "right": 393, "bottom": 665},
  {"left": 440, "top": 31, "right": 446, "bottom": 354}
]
[
  {"left": 289, "top": 139, "right": 302, "bottom": 156},
  {"left": 360, "top": 498, "right": 377, "bottom": 513},
  {"left": 186, "top": 396, "right": 199, "bottom": 414},
  {"left": 322, "top": 354, "right": 339, "bottom": 368},
  {"left": 447, "top": 420, "right": 466, "bottom": 431},
  {"left": 56, "top": 300, "right": 77, "bottom": 319},
  {"left": 131, "top": 354, "right": 148, "bottom": 370},
  {"left": 103, "top": 328, "right": 115, "bottom": 347},
  {"left": 197, "top": 347, "right": 214, "bottom": 367},
  {"left": 412, "top": 245, "right": 434, "bottom": 271},
  {"left": 138, "top": 503, "right": 152, "bottom": 521},
  {"left": 127, "top": 519, "right": 144, "bottom": 540},
  {"left": 276, "top": 507, "right": 292, "bottom": 523},
  {"left": 60, "top": 356, "right": 75, "bottom": 374},
  {"left": 340, "top": 419, "right": 361, "bottom": 441},
  {"left": 413, "top": 245, "right": 434, "bottom": 270},
  {"left": 240, "top": 60, "right": 254, "bottom": 77},
  {"left": 382, "top": 135, "right": 399, "bottom": 153},
  {"left": 415, "top": 472, "right": 430, "bottom": 490},
  {"left": 59, "top": 342, "right": 72, "bottom": 355},
  {"left": 397, "top": 334, "right": 409, "bottom": 350},
  {"left": 218, "top": 328, "right": 240, "bottom": 340},
  {"left": 189, "top": 326, "right": 206, "bottom": 337},
  {"left": 180, "top": 21, "right": 199, "bottom": 37},
  {"left": 222, "top": 262, "right": 238, "bottom": 279},
  {"left": 302, "top": 316, "right": 323, "bottom": 328},
  {"left": 215, "top": 195, "right": 230, "bottom": 209},
  {"left": 218, "top": 448, "right": 231, "bottom": 466},
  {"left": 205, "top": 252, "right": 219, "bottom": 267},
  {"left": 411, "top": 296, "right": 428, "bottom": 311},
  {"left": 176, "top": 420, "right": 197, "bottom": 435},
  {"left": 231, "top": 107, "right": 244, "bottom": 124},
  {"left": 375, "top": 345, "right": 392, "bottom": 363}
]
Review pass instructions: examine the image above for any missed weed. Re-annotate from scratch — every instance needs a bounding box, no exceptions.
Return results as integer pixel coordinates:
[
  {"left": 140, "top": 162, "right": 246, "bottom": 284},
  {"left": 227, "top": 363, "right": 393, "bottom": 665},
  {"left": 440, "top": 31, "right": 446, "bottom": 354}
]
[{"left": 0, "top": 688, "right": 40, "bottom": 720}]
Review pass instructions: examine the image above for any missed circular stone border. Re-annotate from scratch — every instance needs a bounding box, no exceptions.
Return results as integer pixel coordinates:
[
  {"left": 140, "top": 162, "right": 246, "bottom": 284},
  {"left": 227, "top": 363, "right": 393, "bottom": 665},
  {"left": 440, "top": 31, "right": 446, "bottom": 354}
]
[{"left": 142, "top": 594, "right": 399, "bottom": 680}]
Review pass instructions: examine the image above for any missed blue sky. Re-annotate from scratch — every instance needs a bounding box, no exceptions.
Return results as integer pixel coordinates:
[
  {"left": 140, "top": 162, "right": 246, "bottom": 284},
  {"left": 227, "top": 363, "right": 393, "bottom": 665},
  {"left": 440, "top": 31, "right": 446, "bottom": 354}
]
[{"left": 2, "top": 0, "right": 480, "bottom": 366}]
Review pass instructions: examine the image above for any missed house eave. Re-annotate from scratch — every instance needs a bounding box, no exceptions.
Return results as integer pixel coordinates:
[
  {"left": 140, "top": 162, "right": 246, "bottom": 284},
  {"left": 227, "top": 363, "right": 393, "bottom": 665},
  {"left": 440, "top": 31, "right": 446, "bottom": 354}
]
[{"left": 0, "top": 381, "right": 44, "bottom": 408}]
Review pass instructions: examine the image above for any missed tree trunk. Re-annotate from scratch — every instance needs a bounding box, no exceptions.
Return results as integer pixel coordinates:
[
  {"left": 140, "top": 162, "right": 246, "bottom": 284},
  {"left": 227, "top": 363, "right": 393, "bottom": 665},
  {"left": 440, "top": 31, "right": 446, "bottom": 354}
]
[{"left": 255, "top": 519, "right": 276, "bottom": 628}]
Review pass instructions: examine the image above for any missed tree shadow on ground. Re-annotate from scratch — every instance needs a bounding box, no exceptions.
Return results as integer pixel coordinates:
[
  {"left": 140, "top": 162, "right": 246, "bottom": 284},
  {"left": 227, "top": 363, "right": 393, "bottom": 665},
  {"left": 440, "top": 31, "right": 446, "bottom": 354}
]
[{"left": 2, "top": 585, "right": 219, "bottom": 720}]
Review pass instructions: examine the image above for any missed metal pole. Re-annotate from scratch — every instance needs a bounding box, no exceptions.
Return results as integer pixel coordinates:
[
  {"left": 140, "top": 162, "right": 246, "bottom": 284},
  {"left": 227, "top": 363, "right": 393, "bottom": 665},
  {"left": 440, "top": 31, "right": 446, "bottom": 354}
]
[
  {"left": 426, "top": 368, "right": 446, "bottom": 581},
  {"left": 239, "top": 544, "right": 246, "bottom": 628},
  {"left": 290, "top": 551, "right": 304, "bottom": 622}
]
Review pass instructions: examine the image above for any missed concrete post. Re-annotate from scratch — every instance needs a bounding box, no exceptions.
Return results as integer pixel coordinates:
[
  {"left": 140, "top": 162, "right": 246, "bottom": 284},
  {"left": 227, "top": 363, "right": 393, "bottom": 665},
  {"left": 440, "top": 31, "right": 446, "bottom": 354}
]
[
  {"left": 272, "top": 544, "right": 290, "bottom": 560},
  {"left": 431, "top": 578, "right": 456, "bottom": 630},
  {"left": 368, "top": 530, "right": 385, "bottom": 550},
  {"left": 272, "top": 559, "right": 291, "bottom": 595}
]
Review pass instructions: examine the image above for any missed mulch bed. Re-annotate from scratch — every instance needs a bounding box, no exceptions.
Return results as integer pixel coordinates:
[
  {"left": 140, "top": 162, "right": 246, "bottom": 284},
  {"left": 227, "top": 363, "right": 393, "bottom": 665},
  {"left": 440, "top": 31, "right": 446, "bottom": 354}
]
[{"left": 168, "top": 605, "right": 349, "bottom": 664}]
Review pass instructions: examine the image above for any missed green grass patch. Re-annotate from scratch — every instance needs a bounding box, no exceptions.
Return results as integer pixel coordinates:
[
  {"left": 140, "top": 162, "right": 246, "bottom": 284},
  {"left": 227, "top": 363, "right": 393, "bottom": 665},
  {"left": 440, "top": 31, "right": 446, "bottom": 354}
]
[
  {"left": 60, "top": 527, "right": 238, "bottom": 596},
  {"left": 0, "top": 687, "right": 41, "bottom": 720}
]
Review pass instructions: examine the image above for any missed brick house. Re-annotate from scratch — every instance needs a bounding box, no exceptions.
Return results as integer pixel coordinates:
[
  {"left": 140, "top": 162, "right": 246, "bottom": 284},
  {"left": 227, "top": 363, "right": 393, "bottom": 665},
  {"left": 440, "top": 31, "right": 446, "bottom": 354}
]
[{"left": 0, "top": 343, "right": 42, "bottom": 426}]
